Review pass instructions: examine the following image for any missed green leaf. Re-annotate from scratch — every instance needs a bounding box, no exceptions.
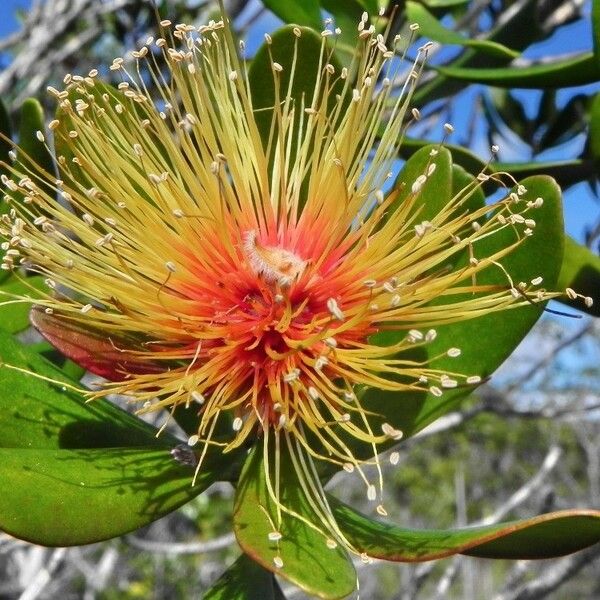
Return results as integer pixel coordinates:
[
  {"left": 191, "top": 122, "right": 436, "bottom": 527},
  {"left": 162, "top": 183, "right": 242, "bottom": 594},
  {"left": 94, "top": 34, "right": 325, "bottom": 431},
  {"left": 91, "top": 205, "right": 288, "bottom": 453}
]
[
  {"left": 0, "top": 330, "right": 175, "bottom": 449},
  {"left": 411, "top": 0, "right": 541, "bottom": 107},
  {"left": 262, "top": 0, "right": 322, "bottom": 30},
  {"left": 321, "top": 0, "right": 366, "bottom": 55},
  {"left": 399, "top": 137, "right": 595, "bottom": 191},
  {"left": 205, "top": 554, "right": 287, "bottom": 600},
  {"left": 0, "top": 328, "right": 245, "bottom": 545},
  {"left": 331, "top": 497, "right": 600, "bottom": 561},
  {"left": 0, "top": 445, "right": 221, "bottom": 546},
  {"left": 249, "top": 25, "right": 343, "bottom": 148},
  {"left": 234, "top": 444, "right": 356, "bottom": 600},
  {"left": 355, "top": 0, "right": 378, "bottom": 12},
  {"left": 557, "top": 236, "right": 600, "bottom": 317},
  {"left": 0, "top": 276, "right": 45, "bottom": 333},
  {"left": 361, "top": 175, "right": 564, "bottom": 440},
  {"left": 451, "top": 164, "right": 485, "bottom": 212},
  {"left": 406, "top": 1, "right": 519, "bottom": 59},
  {"left": 435, "top": 52, "right": 600, "bottom": 89},
  {"left": 494, "top": 160, "right": 594, "bottom": 190},
  {"left": 384, "top": 145, "right": 453, "bottom": 229},
  {"left": 18, "top": 98, "right": 55, "bottom": 180}
]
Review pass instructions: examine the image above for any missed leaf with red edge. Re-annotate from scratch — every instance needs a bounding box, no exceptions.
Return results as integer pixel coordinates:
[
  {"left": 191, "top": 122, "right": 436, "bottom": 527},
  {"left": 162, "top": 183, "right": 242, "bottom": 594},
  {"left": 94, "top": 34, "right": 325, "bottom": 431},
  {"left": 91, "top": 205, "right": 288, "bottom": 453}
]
[
  {"left": 234, "top": 445, "right": 356, "bottom": 600},
  {"left": 30, "top": 307, "right": 165, "bottom": 381},
  {"left": 330, "top": 496, "right": 600, "bottom": 561}
]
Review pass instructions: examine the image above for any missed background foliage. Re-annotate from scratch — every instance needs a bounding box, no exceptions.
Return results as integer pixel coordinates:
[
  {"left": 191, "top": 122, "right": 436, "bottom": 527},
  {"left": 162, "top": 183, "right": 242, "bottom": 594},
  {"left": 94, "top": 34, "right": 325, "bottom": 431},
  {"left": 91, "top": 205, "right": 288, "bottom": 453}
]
[{"left": 0, "top": 0, "right": 599, "bottom": 598}]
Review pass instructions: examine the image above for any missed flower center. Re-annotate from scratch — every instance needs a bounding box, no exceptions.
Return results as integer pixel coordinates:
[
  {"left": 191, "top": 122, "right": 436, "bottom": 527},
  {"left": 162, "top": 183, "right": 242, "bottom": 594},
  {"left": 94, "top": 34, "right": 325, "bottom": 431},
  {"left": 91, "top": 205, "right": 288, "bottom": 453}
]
[{"left": 243, "top": 230, "right": 307, "bottom": 287}]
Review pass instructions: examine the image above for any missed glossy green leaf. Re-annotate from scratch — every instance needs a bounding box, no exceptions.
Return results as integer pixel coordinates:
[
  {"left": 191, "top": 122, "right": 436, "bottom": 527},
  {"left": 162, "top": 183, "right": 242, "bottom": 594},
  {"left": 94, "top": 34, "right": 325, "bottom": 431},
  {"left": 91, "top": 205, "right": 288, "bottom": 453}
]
[
  {"left": 557, "top": 236, "right": 600, "bottom": 317},
  {"left": 399, "top": 137, "right": 594, "bottom": 191},
  {"left": 262, "top": 0, "right": 322, "bottom": 30},
  {"left": 0, "top": 276, "right": 45, "bottom": 333},
  {"left": 331, "top": 497, "right": 600, "bottom": 561},
  {"left": 436, "top": 52, "right": 600, "bottom": 88},
  {"left": 234, "top": 445, "right": 356, "bottom": 600},
  {"left": 249, "top": 25, "right": 343, "bottom": 148},
  {"left": 18, "top": 98, "right": 55, "bottom": 180},
  {"left": 0, "top": 330, "right": 176, "bottom": 449},
  {"left": 386, "top": 145, "right": 453, "bottom": 227},
  {"left": 355, "top": 0, "right": 378, "bottom": 12},
  {"left": 205, "top": 554, "right": 287, "bottom": 600},
  {"left": 360, "top": 175, "right": 564, "bottom": 441},
  {"left": 321, "top": 0, "right": 366, "bottom": 54},
  {"left": 494, "top": 160, "right": 594, "bottom": 190},
  {"left": 411, "top": 0, "right": 541, "bottom": 107},
  {"left": 406, "top": 1, "right": 518, "bottom": 59},
  {"left": 0, "top": 445, "right": 220, "bottom": 546}
]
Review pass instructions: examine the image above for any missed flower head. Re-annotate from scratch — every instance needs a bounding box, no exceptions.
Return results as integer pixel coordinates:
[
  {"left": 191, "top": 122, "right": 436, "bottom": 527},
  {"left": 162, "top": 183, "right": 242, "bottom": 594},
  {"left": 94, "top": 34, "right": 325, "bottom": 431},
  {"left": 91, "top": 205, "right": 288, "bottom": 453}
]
[{"left": 1, "top": 11, "right": 551, "bottom": 546}]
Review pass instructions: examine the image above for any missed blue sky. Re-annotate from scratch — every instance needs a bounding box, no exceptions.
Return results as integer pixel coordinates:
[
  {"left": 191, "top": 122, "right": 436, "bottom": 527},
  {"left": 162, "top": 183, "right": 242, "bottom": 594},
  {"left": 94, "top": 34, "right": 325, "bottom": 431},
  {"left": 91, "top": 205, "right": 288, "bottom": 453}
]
[
  {"left": 0, "top": 0, "right": 598, "bottom": 242},
  {"left": 0, "top": 0, "right": 29, "bottom": 37}
]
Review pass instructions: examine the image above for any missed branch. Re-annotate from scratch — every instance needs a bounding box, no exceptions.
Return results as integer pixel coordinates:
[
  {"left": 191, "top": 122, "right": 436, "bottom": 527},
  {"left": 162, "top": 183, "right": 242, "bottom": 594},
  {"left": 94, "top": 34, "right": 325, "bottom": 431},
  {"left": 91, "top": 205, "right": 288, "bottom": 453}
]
[
  {"left": 505, "top": 322, "right": 593, "bottom": 393},
  {"left": 18, "top": 547, "right": 67, "bottom": 600},
  {"left": 124, "top": 531, "right": 236, "bottom": 554},
  {"left": 414, "top": 446, "right": 562, "bottom": 593},
  {"left": 493, "top": 544, "right": 600, "bottom": 600}
]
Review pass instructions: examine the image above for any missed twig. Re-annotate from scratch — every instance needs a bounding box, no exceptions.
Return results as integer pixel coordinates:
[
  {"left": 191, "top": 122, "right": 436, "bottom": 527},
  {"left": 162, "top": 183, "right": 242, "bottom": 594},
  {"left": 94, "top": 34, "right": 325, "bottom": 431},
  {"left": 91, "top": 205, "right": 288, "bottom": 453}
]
[
  {"left": 125, "top": 531, "right": 236, "bottom": 554},
  {"left": 415, "top": 446, "right": 562, "bottom": 593},
  {"left": 505, "top": 322, "right": 593, "bottom": 394},
  {"left": 18, "top": 547, "right": 67, "bottom": 600},
  {"left": 492, "top": 544, "right": 600, "bottom": 600}
]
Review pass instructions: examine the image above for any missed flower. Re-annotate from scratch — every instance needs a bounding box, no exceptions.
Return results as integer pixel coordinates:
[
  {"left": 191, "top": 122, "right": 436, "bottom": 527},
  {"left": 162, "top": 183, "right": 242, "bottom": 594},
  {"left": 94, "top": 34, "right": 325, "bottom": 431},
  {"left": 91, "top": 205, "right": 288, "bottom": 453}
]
[{"left": 1, "top": 12, "right": 552, "bottom": 546}]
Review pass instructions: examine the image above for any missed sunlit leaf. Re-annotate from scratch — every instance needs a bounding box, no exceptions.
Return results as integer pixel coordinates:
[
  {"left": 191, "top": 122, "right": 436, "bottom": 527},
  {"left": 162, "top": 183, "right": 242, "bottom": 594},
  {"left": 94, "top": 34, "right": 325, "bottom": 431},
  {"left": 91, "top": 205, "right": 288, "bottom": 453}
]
[
  {"left": 321, "top": 0, "right": 367, "bottom": 55},
  {"left": 407, "top": 1, "right": 518, "bottom": 59},
  {"left": 411, "top": 0, "right": 541, "bottom": 106},
  {"left": 234, "top": 444, "right": 356, "bottom": 600},
  {"left": 557, "top": 236, "right": 600, "bottom": 317},
  {"left": 0, "top": 330, "right": 175, "bottom": 449},
  {"left": 360, "top": 175, "right": 564, "bottom": 441},
  {"left": 436, "top": 52, "right": 600, "bottom": 88},
  {"left": 423, "top": 0, "right": 469, "bottom": 6},
  {"left": 0, "top": 445, "right": 225, "bottom": 546},
  {"left": 399, "top": 138, "right": 594, "bottom": 191},
  {"left": 381, "top": 145, "right": 452, "bottom": 231},
  {"left": 261, "top": 0, "right": 322, "bottom": 30},
  {"left": 0, "top": 276, "right": 45, "bottom": 333},
  {"left": 331, "top": 497, "right": 600, "bottom": 561},
  {"left": 249, "top": 25, "right": 343, "bottom": 148}
]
